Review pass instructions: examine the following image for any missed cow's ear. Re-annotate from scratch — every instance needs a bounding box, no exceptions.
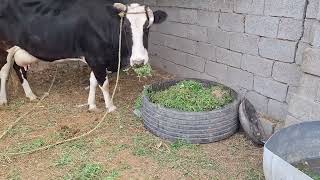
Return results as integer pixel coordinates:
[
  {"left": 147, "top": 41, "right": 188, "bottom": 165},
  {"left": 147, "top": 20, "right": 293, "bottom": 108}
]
[
  {"left": 113, "top": 3, "right": 127, "bottom": 12},
  {"left": 153, "top": 10, "right": 167, "bottom": 24}
]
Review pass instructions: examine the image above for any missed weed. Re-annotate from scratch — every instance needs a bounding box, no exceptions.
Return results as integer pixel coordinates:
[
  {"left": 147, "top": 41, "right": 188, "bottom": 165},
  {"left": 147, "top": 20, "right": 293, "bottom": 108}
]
[
  {"left": 107, "top": 144, "right": 130, "bottom": 160},
  {"left": 132, "top": 64, "right": 153, "bottom": 79},
  {"left": 65, "top": 163, "right": 104, "bottom": 180},
  {"left": 104, "top": 170, "right": 120, "bottom": 180},
  {"left": 245, "top": 167, "right": 264, "bottom": 180},
  {"left": 148, "top": 80, "right": 234, "bottom": 112},
  {"left": 131, "top": 134, "right": 219, "bottom": 177},
  {"left": 16, "top": 138, "right": 46, "bottom": 152},
  {"left": 55, "top": 153, "right": 73, "bottom": 167}
]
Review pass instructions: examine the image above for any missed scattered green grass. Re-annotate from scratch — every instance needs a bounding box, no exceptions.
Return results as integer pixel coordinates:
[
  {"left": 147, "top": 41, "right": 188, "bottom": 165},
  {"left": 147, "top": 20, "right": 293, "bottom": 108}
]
[
  {"left": 104, "top": 170, "right": 120, "bottom": 180},
  {"left": 133, "top": 64, "right": 153, "bottom": 79},
  {"left": 107, "top": 144, "right": 130, "bottom": 160},
  {"left": 7, "top": 169, "right": 21, "bottom": 180},
  {"left": 15, "top": 138, "right": 46, "bottom": 153},
  {"left": 245, "top": 167, "right": 264, "bottom": 180},
  {"left": 148, "top": 80, "right": 234, "bottom": 112},
  {"left": 55, "top": 153, "right": 73, "bottom": 167},
  {"left": 132, "top": 134, "right": 219, "bottom": 177},
  {"left": 64, "top": 163, "right": 104, "bottom": 180},
  {"left": 134, "top": 93, "right": 143, "bottom": 110}
]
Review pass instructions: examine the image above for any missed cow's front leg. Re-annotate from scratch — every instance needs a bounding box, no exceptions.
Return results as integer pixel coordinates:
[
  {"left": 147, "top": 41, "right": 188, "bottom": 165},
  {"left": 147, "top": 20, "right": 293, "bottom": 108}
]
[
  {"left": 99, "top": 75, "right": 117, "bottom": 113},
  {"left": 88, "top": 71, "right": 100, "bottom": 112}
]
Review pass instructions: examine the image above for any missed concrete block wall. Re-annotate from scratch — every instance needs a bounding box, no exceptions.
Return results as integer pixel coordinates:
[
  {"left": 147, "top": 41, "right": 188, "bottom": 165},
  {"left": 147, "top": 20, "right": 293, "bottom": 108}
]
[{"left": 135, "top": 0, "right": 320, "bottom": 121}]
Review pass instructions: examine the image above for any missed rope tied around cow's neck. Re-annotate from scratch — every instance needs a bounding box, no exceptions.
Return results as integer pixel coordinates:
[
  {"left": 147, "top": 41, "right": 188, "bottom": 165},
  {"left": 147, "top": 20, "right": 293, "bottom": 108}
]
[{"left": 0, "top": 12, "right": 125, "bottom": 158}]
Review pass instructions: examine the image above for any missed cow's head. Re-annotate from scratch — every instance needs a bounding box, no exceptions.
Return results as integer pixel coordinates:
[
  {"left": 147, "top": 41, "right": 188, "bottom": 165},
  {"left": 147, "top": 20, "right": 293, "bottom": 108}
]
[{"left": 114, "top": 3, "right": 167, "bottom": 66}]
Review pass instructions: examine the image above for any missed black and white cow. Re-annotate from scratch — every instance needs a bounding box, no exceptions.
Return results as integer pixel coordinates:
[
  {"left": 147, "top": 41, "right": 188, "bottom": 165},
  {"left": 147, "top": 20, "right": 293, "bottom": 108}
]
[{"left": 0, "top": 0, "right": 167, "bottom": 112}]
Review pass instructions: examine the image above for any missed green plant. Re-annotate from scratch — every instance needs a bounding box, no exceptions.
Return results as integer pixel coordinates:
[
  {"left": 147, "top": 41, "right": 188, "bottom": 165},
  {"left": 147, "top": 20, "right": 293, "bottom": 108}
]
[
  {"left": 148, "top": 80, "right": 233, "bottom": 112},
  {"left": 105, "top": 170, "right": 120, "bottom": 180},
  {"left": 55, "top": 153, "right": 73, "bottom": 167},
  {"left": 65, "top": 163, "right": 103, "bottom": 180},
  {"left": 16, "top": 138, "right": 46, "bottom": 152},
  {"left": 132, "top": 64, "right": 153, "bottom": 78}
]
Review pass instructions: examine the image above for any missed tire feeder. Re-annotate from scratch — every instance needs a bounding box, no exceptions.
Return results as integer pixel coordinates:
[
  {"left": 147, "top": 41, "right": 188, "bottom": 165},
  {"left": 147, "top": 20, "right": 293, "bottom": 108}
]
[{"left": 141, "top": 78, "right": 241, "bottom": 144}]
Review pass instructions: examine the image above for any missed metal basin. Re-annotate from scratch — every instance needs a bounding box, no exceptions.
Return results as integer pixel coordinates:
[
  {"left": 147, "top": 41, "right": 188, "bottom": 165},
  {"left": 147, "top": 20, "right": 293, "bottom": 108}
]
[{"left": 263, "top": 121, "right": 320, "bottom": 180}]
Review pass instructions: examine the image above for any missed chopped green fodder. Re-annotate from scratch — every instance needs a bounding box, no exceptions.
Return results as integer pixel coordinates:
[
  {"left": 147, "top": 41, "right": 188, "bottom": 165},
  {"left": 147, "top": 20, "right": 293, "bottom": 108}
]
[
  {"left": 148, "top": 80, "right": 234, "bottom": 112},
  {"left": 132, "top": 64, "right": 153, "bottom": 78}
]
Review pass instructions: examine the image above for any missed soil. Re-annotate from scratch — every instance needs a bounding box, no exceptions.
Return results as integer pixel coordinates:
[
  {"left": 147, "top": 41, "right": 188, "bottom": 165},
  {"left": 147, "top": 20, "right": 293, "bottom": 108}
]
[{"left": 0, "top": 63, "right": 264, "bottom": 179}]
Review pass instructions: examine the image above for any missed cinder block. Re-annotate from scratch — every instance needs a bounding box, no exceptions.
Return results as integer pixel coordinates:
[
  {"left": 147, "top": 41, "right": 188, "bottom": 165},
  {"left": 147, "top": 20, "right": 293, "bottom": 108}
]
[
  {"left": 205, "top": 61, "right": 228, "bottom": 81},
  {"left": 150, "top": 32, "right": 197, "bottom": 54},
  {"left": 295, "top": 42, "right": 311, "bottom": 65},
  {"left": 296, "top": 74, "right": 320, "bottom": 100},
  {"left": 196, "top": 42, "right": 216, "bottom": 60},
  {"left": 230, "top": 33, "right": 259, "bottom": 55},
  {"left": 227, "top": 67, "right": 254, "bottom": 90},
  {"left": 302, "top": 48, "right": 320, "bottom": 76},
  {"left": 197, "top": 11, "right": 219, "bottom": 28},
  {"left": 258, "top": 38, "right": 297, "bottom": 63},
  {"left": 208, "top": 28, "right": 230, "bottom": 48},
  {"left": 278, "top": 18, "right": 303, "bottom": 41},
  {"left": 245, "top": 15, "right": 279, "bottom": 38},
  {"left": 285, "top": 115, "right": 302, "bottom": 127},
  {"left": 264, "top": 0, "right": 307, "bottom": 19},
  {"left": 272, "top": 62, "right": 302, "bottom": 85},
  {"left": 219, "top": 13, "right": 245, "bottom": 33},
  {"left": 234, "top": 0, "right": 265, "bottom": 15},
  {"left": 245, "top": 91, "right": 269, "bottom": 113},
  {"left": 216, "top": 47, "right": 242, "bottom": 68},
  {"left": 149, "top": 44, "right": 205, "bottom": 72},
  {"left": 254, "top": 76, "right": 288, "bottom": 101},
  {"left": 158, "top": 7, "right": 197, "bottom": 24},
  {"left": 301, "top": 19, "right": 318, "bottom": 43},
  {"left": 268, "top": 99, "right": 289, "bottom": 120},
  {"left": 241, "top": 54, "right": 273, "bottom": 77},
  {"left": 310, "top": 22, "right": 320, "bottom": 48},
  {"left": 155, "top": 21, "right": 208, "bottom": 42},
  {"left": 306, "top": 0, "right": 319, "bottom": 19},
  {"left": 288, "top": 95, "right": 314, "bottom": 119}
]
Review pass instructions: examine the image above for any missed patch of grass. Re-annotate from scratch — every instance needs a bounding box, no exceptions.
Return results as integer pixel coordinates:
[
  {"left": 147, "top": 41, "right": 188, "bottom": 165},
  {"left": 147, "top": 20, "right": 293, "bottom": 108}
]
[
  {"left": 134, "top": 93, "right": 143, "bottom": 110},
  {"left": 104, "top": 170, "right": 120, "bottom": 180},
  {"left": 7, "top": 169, "right": 21, "bottom": 180},
  {"left": 65, "top": 163, "right": 104, "bottom": 180},
  {"left": 55, "top": 153, "right": 73, "bottom": 167},
  {"left": 245, "top": 167, "right": 264, "bottom": 180},
  {"left": 148, "top": 80, "right": 234, "bottom": 112},
  {"left": 133, "top": 64, "right": 153, "bottom": 79},
  {"left": 131, "top": 134, "right": 219, "bottom": 177},
  {"left": 107, "top": 144, "right": 130, "bottom": 160},
  {"left": 15, "top": 138, "right": 46, "bottom": 153}
]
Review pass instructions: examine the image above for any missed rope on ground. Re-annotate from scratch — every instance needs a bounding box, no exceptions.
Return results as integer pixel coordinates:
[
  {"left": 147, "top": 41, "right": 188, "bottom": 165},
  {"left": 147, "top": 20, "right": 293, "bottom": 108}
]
[
  {"left": 0, "top": 66, "right": 58, "bottom": 141},
  {"left": 0, "top": 14, "right": 125, "bottom": 157}
]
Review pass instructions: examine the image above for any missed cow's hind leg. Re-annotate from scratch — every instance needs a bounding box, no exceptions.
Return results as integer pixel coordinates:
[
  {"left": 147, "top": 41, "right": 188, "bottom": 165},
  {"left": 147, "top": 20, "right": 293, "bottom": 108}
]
[
  {"left": 0, "top": 47, "right": 17, "bottom": 105},
  {"left": 13, "top": 63, "right": 37, "bottom": 101}
]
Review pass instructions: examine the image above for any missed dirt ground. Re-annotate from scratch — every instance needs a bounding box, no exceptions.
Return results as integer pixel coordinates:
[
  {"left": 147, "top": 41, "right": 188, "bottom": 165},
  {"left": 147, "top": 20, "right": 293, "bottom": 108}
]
[{"left": 0, "top": 64, "right": 264, "bottom": 180}]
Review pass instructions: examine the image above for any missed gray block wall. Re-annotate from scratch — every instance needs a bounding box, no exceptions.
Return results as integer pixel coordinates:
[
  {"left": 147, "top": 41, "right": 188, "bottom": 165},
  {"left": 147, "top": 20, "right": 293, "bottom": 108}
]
[{"left": 136, "top": 0, "right": 320, "bottom": 122}]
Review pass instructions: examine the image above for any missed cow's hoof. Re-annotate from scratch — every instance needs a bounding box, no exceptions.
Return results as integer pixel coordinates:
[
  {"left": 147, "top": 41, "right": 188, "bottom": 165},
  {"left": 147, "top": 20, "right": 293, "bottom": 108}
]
[
  {"left": 108, "top": 105, "right": 117, "bottom": 113},
  {"left": 0, "top": 99, "right": 8, "bottom": 106},
  {"left": 28, "top": 94, "right": 38, "bottom": 102},
  {"left": 89, "top": 107, "right": 103, "bottom": 113}
]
